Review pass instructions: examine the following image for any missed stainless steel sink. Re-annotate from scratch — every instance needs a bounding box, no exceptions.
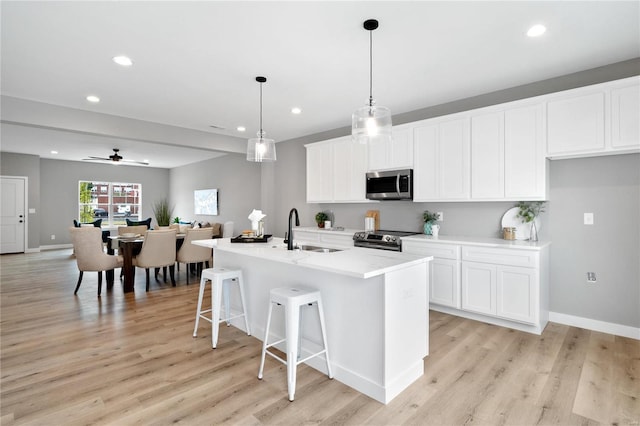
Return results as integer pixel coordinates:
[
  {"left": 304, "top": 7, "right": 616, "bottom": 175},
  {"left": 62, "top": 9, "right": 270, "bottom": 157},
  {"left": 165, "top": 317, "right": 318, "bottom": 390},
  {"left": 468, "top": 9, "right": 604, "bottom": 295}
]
[{"left": 298, "top": 245, "right": 342, "bottom": 253}]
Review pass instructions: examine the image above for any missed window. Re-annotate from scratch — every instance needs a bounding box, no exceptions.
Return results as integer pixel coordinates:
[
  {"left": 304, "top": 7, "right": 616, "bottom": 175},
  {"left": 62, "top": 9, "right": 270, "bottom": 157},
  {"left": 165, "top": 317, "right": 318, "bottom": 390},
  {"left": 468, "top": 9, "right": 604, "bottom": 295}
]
[{"left": 79, "top": 181, "right": 142, "bottom": 227}]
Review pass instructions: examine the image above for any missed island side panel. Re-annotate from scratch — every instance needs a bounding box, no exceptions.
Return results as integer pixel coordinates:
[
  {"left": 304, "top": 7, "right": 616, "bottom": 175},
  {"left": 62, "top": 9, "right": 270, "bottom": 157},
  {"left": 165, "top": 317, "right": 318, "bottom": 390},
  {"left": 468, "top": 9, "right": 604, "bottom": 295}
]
[{"left": 382, "top": 262, "right": 429, "bottom": 403}]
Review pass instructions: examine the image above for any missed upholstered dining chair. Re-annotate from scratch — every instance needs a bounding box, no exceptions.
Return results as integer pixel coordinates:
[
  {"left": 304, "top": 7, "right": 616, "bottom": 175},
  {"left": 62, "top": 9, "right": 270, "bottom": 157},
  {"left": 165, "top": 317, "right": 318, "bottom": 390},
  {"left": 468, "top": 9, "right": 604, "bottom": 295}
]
[
  {"left": 133, "top": 229, "right": 177, "bottom": 291},
  {"left": 70, "top": 227, "right": 123, "bottom": 296},
  {"left": 176, "top": 227, "right": 213, "bottom": 283},
  {"left": 118, "top": 225, "right": 148, "bottom": 237}
]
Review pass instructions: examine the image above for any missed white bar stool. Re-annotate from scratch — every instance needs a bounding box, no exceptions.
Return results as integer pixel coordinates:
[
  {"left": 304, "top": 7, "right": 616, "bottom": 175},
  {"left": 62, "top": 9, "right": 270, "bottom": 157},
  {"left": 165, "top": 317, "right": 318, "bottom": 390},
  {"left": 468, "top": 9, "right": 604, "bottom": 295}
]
[
  {"left": 193, "top": 267, "right": 251, "bottom": 348},
  {"left": 258, "top": 286, "right": 333, "bottom": 401}
]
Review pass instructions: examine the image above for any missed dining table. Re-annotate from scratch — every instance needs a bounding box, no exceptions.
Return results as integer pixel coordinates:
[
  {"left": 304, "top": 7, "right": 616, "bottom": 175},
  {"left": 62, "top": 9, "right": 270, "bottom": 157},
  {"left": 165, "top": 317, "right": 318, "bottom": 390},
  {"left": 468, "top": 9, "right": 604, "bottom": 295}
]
[{"left": 107, "top": 233, "right": 185, "bottom": 293}]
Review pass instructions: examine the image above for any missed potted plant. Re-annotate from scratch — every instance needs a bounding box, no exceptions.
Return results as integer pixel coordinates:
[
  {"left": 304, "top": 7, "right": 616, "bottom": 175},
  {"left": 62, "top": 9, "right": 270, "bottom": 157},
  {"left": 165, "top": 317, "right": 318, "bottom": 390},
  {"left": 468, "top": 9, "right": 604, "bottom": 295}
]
[
  {"left": 516, "top": 201, "right": 546, "bottom": 241},
  {"left": 152, "top": 198, "right": 174, "bottom": 228},
  {"left": 422, "top": 210, "right": 440, "bottom": 235},
  {"left": 315, "top": 212, "right": 329, "bottom": 228}
]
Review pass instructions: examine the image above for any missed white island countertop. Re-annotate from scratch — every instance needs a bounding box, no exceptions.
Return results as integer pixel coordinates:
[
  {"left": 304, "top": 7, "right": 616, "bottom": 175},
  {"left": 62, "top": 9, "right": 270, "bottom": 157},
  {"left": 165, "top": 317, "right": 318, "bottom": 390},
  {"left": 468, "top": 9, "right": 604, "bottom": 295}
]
[{"left": 194, "top": 237, "right": 431, "bottom": 279}]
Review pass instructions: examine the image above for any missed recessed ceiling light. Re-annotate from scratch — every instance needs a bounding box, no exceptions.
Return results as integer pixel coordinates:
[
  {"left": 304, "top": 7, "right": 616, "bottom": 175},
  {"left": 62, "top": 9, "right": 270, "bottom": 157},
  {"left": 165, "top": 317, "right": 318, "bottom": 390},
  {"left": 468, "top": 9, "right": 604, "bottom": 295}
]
[
  {"left": 237, "top": 126, "right": 246, "bottom": 132},
  {"left": 50, "top": 150, "right": 58, "bottom": 154},
  {"left": 86, "top": 95, "right": 100, "bottom": 103},
  {"left": 527, "top": 24, "right": 546, "bottom": 37},
  {"left": 291, "top": 107, "right": 302, "bottom": 114},
  {"left": 113, "top": 55, "right": 133, "bottom": 67}
]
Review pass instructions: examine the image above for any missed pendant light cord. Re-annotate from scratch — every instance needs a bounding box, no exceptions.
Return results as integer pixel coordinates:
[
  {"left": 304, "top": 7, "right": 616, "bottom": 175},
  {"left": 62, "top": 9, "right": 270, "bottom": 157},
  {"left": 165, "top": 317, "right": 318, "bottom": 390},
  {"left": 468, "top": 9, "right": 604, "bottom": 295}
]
[
  {"left": 369, "top": 30, "right": 374, "bottom": 107},
  {"left": 259, "top": 82, "right": 263, "bottom": 136}
]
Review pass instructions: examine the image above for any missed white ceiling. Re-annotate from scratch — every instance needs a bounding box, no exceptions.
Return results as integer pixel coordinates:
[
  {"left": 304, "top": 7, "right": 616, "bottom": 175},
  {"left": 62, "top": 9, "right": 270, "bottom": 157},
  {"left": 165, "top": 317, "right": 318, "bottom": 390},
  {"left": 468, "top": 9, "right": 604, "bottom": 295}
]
[{"left": 1, "top": 1, "right": 639, "bottom": 168}]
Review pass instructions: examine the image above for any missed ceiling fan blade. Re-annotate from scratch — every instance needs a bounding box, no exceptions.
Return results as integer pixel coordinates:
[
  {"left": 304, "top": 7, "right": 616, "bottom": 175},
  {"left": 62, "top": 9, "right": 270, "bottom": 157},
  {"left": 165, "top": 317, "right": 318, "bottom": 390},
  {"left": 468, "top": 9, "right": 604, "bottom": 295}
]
[
  {"left": 83, "top": 156, "right": 110, "bottom": 161},
  {"left": 121, "top": 159, "right": 149, "bottom": 165}
]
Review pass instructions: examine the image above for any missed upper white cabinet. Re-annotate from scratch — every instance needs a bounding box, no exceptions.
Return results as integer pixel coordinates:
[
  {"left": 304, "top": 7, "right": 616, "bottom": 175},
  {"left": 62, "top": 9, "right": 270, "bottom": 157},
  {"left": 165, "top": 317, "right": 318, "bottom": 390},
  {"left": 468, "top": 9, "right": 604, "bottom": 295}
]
[
  {"left": 547, "top": 92, "right": 605, "bottom": 155},
  {"left": 414, "top": 117, "right": 471, "bottom": 201},
  {"left": 306, "top": 136, "right": 368, "bottom": 203},
  {"left": 546, "top": 76, "right": 640, "bottom": 157},
  {"left": 470, "top": 104, "right": 546, "bottom": 200},
  {"left": 367, "top": 124, "right": 414, "bottom": 171},
  {"left": 611, "top": 82, "right": 640, "bottom": 149}
]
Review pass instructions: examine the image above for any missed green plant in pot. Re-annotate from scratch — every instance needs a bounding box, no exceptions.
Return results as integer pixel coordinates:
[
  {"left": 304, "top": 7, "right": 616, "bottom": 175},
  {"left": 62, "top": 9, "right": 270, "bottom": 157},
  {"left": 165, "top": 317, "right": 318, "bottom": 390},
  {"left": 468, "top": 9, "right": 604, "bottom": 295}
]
[
  {"left": 422, "top": 210, "right": 440, "bottom": 235},
  {"left": 516, "top": 201, "right": 546, "bottom": 241},
  {"left": 152, "top": 198, "right": 174, "bottom": 228},
  {"left": 315, "top": 212, "right": 329, "bottom": 228}
]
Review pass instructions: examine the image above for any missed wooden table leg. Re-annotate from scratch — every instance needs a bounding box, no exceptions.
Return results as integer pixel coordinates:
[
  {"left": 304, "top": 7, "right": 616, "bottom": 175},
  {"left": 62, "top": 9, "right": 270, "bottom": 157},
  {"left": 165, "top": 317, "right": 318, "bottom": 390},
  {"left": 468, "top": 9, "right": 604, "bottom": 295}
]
[{"left": 122, "top": 242, "right": 135, "bottom": 293}]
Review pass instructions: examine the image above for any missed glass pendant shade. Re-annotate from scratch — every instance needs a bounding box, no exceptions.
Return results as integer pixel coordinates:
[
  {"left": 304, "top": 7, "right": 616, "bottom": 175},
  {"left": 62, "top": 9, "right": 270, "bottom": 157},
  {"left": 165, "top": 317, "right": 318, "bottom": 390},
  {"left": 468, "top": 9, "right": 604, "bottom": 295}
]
[
  {"left": 247, "top": 131, "right": 276, "bottom": 162},
  {"left": 247, "top": 76, "right": 276, "bottom": 162},
  {"left": 352, "top": 104, "right": 392, "bottom": 144},
  {"left": 352, "top": 18, "right": 392, "bottom": 145}
]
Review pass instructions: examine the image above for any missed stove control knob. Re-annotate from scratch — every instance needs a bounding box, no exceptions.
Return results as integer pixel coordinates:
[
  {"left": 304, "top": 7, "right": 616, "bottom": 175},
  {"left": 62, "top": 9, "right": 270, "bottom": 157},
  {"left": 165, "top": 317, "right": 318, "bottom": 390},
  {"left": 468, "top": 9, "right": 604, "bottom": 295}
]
[{"left": 390, "top": 236, "right": 397, "bottom": 242}]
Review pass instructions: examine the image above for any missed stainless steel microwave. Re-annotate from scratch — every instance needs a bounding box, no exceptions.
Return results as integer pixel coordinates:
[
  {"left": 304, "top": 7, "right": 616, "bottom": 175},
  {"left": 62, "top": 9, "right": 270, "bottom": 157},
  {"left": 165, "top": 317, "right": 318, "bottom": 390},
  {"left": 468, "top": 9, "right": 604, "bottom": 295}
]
[{"left": 366, "top": 169, "right": 413, "bottom": 200}]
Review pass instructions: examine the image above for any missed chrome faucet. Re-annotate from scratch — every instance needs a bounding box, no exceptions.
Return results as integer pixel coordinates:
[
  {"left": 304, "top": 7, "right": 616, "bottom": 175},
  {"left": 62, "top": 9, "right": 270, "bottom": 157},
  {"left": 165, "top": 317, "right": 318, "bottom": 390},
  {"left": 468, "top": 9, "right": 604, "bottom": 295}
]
[{"left": 287, "top": 207, "right": 300, "bottom": 250}]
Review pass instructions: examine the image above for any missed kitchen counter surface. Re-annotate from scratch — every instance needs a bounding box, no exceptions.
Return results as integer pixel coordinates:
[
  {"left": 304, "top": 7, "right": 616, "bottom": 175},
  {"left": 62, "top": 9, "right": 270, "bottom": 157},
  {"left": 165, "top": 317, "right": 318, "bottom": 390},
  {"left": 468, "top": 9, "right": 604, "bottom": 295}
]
[
  {"left": 194, "top": 237, "right": 431, "bottom": 279},
  {"left": 402, "top": 234, "right": 551, "bottom": 250}
]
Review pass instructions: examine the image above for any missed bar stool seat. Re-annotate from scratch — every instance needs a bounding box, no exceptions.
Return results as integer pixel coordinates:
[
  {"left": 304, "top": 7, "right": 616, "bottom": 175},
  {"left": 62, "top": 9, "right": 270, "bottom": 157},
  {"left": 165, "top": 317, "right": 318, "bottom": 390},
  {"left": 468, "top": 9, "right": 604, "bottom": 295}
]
[
  {"left": 258, "top": 286, "right": 332, "bottom": 401},
  {"left": 193, "top": 267, "right": 251, "bottom": 348}
]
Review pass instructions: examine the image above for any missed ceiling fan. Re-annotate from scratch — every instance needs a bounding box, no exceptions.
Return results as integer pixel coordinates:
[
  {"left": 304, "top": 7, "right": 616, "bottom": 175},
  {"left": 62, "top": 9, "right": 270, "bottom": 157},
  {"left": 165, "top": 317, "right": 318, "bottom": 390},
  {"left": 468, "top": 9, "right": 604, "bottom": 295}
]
[{"left": 83, "top": 148, "right": 149, "bottom": 165}]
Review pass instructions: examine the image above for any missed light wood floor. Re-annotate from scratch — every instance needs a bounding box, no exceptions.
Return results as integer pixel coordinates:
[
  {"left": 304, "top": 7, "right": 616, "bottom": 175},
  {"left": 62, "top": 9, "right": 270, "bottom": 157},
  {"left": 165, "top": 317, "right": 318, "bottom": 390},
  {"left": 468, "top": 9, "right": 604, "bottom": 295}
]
[{"left": 1, "top": 249, "right": 638, "bottom": 425}]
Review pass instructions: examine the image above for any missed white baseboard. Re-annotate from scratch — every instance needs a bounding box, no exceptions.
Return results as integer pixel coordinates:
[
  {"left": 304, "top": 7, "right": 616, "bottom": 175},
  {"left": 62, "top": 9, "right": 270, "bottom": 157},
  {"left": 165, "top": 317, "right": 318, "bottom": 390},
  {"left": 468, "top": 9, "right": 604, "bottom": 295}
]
[
  {"left": 25, "top": 247, "right": 41, "bottom": 253},
  {"left": 40, "top": 243, "right": 72, "bottom": 251},
  {"left": 549, "top": 311, "right": 640, "bottom": 340}
]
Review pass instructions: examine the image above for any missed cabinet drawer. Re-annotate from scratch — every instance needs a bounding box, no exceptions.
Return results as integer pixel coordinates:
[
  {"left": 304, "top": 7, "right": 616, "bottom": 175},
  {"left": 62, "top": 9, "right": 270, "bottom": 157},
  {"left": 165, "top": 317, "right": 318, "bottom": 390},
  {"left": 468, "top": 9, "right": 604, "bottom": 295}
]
[
  {"left": 462, "top": 246, "right": 538, "bottom": 268},
  {"left": 403, "top": 242, "right": 460, "bottom": 260}
]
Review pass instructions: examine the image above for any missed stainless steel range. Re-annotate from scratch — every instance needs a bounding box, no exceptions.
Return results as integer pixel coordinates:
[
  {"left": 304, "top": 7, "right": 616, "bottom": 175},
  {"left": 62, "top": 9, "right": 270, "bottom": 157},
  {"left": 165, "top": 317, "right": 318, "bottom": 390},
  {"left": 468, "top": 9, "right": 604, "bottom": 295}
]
[{"left": 352, "top": 230, "right": 420, "bottom": 252}]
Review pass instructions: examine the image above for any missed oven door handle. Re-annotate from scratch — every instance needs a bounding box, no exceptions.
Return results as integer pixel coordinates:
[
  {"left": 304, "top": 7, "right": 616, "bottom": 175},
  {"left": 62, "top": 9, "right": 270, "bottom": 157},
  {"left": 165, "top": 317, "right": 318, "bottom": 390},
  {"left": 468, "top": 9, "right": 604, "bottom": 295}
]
[{"left": 396, "top": 174, "right": 400, "bottom": 195}]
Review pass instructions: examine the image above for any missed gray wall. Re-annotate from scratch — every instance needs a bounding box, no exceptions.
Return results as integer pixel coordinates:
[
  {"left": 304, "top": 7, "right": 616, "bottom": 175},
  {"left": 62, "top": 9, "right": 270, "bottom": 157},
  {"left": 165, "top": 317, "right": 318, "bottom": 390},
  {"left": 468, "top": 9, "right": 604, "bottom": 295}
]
[
  {"left": 169, "top": 153, "right": 262, "bottom": 235},
  {"left": 0, "top": 152, "right": 40, "bottom": 250},
  {"left": 39, "top": 159, "right": 170, "bottom": 245},
  {"left": 548, "top": 154, "right": 639, "bottom": 328}
]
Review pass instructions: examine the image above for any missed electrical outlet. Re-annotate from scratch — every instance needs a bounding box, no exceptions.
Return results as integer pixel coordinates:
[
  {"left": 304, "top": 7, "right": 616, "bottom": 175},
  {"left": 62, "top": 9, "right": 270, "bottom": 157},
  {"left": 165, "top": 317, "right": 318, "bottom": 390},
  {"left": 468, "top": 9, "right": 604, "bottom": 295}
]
[
  {"left": 587, "top": 272, "right": 597, "bottom": 283},
  {"left": 50, "top": 234, "right": 55, "bottom": 240},
  {"left": 437, "top": 212, "right": 443, "bottom": 221},
  {"left": 584, "top": 213, "right": 594, "bottom": 225}
]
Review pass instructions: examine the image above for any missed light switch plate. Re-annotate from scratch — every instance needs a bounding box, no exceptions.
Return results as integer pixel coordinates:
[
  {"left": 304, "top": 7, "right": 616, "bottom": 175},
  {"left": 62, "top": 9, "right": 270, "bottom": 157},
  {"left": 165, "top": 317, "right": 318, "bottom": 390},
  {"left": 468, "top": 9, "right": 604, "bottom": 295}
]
[{"left": 584, "top": 213, "right": 594, "bottom": 225}]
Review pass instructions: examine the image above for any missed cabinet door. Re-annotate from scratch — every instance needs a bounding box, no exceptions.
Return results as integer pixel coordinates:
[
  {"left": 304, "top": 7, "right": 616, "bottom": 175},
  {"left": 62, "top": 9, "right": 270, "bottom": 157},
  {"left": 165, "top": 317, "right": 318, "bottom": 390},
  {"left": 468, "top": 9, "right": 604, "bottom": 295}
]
[
  {"left": 496, "top": 266, "right": 537, "bottom": 324},
  {"left": 611, "top": 84, "right": 640, "bottom": 149},
  {"left": 471, "top": 112, "right": 504, "bottom": 199},
  {"left": 367, "top": 137, "right": 388, "bottom": 171},
  {"left": 439, "top": 118, "right": 471, "bottom": 199},
  {"left": 390, "top": 126, "right": 414, "bottom": 169},
  {"left": 461, "top": 261, "right": 496, "bottom": 315},
  {"left": 430, "top": 258, "right": 461, "bottom": 308},
  {"left": 547, "top": 92, "right": 605, "bottom": 155},
  {"left": 332, "top": 137, "right": 367, "bottom": 201},
  {"left": 306, "top": 143, "right": 333, "bottom": 202},
  {"left": 505, "top": 104, "right": 545, "bottom": 198},
  {"left": 413, "top": 124, "right": 439, "bottom": 200}
]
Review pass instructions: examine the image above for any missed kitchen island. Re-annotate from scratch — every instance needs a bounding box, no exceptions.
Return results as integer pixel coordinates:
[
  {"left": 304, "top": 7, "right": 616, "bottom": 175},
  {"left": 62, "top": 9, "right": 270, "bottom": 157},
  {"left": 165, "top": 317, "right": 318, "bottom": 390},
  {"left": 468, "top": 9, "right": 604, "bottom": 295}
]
[{"left": 194, "top": 237, "right": 432, "bottom": 404}]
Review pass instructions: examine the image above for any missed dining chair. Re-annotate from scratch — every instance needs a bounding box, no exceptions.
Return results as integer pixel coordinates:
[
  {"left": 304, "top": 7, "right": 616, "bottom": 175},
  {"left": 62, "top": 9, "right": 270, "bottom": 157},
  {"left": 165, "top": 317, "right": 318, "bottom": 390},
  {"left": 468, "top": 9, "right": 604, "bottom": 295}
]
[
  {"left": 176, "top": 227, "right": 213, "bottom": 283},
  {"left": 118, "top": 225, "right": 148, "bottom": 236},
  {"left": 69, "top": 227, "right": 123, "bottom": 296},
  {"left": 133, "top": 229, "right": 177, "bottom": 291}
]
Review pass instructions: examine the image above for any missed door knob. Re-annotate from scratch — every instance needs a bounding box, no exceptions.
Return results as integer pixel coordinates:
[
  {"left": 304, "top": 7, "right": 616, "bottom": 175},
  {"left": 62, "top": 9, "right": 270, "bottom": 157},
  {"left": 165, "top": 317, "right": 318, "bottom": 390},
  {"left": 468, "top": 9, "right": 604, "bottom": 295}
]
[
  {"left": 19, "top": 214, "right": 23, "bottom": 218},
  {"left": 19, "top": 220, "right": 23, "bottom": 223}
]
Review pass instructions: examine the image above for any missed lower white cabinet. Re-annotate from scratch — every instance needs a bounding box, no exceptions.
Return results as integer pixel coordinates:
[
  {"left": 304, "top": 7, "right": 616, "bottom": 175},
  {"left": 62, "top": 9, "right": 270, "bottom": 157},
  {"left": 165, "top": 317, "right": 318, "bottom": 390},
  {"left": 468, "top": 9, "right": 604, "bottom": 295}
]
[
  {"left": 403, "top": 236, "right": 549, "bottom": 334},
  {"left": 293, "top": 227, "right": 355, "bottom": 248}
]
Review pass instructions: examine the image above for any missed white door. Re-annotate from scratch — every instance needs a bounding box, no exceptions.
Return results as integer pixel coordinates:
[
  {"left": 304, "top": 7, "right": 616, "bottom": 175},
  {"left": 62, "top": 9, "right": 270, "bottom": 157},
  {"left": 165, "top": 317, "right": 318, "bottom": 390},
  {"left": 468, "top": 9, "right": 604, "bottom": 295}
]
[
  {"left": 1, "top": 177, "right": 26, "bottom": 254},
  {"left": 461, "top": 261, "right": 496, "bottom": 316},
  {"left": 496, "top": 266, "right": 537, "bottom": 324},
  {"left": 430, "top": 258, "right": 461, "bottom": 308}
]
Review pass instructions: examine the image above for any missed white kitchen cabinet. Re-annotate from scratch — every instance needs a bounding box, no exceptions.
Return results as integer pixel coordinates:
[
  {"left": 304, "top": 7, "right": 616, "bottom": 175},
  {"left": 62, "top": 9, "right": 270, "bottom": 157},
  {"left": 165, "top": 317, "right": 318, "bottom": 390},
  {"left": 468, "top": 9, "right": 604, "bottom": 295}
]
[
  {"left": 470, "top": 104, "right": 546, "bottom": 200},
  {"left": 402, "top": 235, "right": 549, "bottom": 334},
  {"left": 367, "top": 124, "right": 414, "bottom": 171},
  {"left": 471, "top": 112, "right": 504, "bottom": 199},
  {"left": 414, "top": 117, "right": 471, "bottom": 201},
  {"left": 402, "top": 240, "right": 460, "bottom": 309},
  {"left": 504, "top": 104, "right": 546, "bottom": 199},
  {"left": 547, "top": 91, "right": 605, "bottom": 156},
  {"left": 461, "top": 261, "right": 496, "bottom": 316},
  {"left": 293, "top": 227, "right": 356, "bottom": 248},
  {"left": 306, "top": 141, "right": 333, "bottom": 203},
  {"left": 611, "top": 82, "right": 640, "bottom": 149},
  {"left": 306, "top": 137, "right": 368, "bottom": 203},
  {"left": 545, "top": 77, "right": 640, "bottom": 158}
]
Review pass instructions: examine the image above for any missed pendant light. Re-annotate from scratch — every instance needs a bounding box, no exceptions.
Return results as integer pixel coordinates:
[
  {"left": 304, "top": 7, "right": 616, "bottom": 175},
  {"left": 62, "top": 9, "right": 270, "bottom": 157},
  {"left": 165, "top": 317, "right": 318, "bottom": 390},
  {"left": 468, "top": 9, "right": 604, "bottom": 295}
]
[
  {"left": 352, "top": 19, "right": 392, "bottom": 144},
  {"left": 247, "top": 76, "right": 277, "bottom": 162}
]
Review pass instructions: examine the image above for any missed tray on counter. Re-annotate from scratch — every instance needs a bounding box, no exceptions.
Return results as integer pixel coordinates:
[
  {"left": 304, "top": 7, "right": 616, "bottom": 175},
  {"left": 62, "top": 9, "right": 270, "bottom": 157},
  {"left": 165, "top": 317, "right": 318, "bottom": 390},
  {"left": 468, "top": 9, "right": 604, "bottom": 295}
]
[{"left": 230, "top": 234, "right": 272, "bottom": 243}]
